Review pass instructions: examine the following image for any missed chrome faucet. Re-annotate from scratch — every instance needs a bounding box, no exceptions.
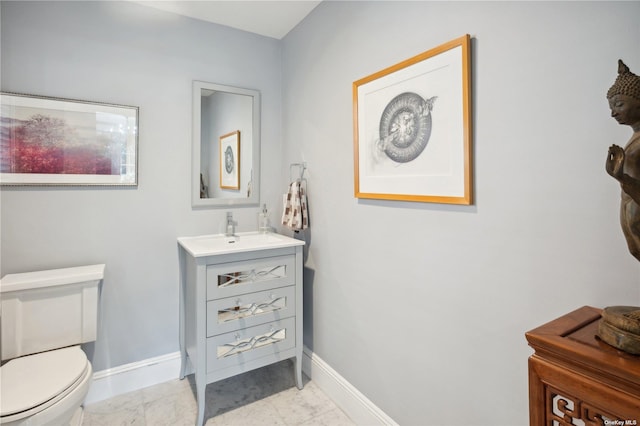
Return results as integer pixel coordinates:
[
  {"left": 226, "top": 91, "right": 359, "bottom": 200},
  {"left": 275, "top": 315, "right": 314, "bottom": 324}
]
[{"left": 225, "top": 212, "right": 236, "bottom": 237}]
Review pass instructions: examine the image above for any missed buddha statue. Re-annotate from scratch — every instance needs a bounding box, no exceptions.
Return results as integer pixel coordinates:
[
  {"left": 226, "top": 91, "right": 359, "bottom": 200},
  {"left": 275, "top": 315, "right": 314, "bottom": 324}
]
[
  {"left": 599, "top": 60, "right": 640, "bottom": 354},
  {"left": 605, "top": 60, "right": 640, "bottom": 262}
]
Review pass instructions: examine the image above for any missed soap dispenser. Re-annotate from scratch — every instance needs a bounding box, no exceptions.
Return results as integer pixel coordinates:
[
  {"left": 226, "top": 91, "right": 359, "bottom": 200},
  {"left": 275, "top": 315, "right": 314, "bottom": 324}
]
[{"left": 258, "top": 204, "right": 270, "bottom": 233}]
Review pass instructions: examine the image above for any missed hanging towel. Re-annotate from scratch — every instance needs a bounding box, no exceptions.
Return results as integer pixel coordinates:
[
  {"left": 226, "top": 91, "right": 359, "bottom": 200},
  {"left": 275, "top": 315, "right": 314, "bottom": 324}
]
[{"left": 282, "top": 180, "right": 308, "bottom": 232}]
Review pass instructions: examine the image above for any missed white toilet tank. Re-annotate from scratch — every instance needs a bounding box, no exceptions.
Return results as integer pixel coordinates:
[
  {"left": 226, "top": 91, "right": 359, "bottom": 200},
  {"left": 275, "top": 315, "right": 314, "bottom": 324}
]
[{"left": 1, "top": 264, "right": 105, "bottom": 361}]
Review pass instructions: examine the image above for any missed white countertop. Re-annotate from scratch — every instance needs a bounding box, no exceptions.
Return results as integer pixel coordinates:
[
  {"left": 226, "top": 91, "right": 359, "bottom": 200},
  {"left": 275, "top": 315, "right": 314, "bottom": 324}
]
[{"left": 178, "top": 232, "right": 304, "bottom": 257}]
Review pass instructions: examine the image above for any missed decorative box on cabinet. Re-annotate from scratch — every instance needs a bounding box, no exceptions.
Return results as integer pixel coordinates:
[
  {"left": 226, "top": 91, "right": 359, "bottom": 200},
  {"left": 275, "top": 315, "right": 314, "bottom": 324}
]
[
  {"left": 178, "top": 233, "right": 305, "bottom": 426},
  {"left": 526, "top": 306, "right": 640, "bottom": 426}
]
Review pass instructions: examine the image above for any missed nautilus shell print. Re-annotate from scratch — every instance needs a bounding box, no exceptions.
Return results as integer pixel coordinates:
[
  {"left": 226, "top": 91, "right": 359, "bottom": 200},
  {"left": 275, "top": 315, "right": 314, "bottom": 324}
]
[
  {"left": 224, "top": 146, "right": 235, "bottom": 174},
  {"left": 378, "top": 92, "right": 437, "bottom": 163}
]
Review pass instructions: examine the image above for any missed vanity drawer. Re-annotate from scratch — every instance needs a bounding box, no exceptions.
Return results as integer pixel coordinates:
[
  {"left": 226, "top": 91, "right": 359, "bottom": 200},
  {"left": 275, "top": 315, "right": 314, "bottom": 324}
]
[
  {"left": 207, "top": 286, "right": 295, "bottom": 336},
  {"left": 206, "top": 317, "right": 295, "bottom": 373},
  {"left": 206, "top": 255, "right": 295, "bottom": 299}
]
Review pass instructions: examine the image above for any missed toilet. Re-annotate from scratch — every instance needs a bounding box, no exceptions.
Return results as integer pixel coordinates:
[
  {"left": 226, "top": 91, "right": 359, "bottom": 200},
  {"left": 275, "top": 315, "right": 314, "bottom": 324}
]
[{"left": 0, "top": 264, "right": 104, "bottom": 426}]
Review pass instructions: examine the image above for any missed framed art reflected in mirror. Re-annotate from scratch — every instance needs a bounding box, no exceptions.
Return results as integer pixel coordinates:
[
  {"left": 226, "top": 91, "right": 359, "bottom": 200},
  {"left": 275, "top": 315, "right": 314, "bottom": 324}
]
[
  {"left": 220, "top": 130, "right": 240, "bottom": 190},
  {"left": 192, "top": 81, "right": 260, "bottom": 208}
]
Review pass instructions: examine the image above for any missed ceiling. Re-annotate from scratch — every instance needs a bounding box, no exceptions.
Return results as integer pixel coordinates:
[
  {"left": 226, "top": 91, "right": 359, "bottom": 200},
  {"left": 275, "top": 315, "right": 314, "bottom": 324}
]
[{"left": 134, "top": 1, "right": 322, "bottom": 39}]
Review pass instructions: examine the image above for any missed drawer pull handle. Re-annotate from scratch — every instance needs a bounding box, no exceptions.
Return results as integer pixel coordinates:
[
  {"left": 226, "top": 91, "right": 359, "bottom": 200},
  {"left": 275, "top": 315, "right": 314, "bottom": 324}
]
[
  {"left": 253, "top": 297, "right": 283, "bottom": 313},
  {"left": 218, "top": 265, "right": 284, "bottom": 288},
  {"left": 219, "top": 328, "right": 285, "bottom": 358},
  {"left": 219, "top": 297, "right": 285, "bottom": 319}
]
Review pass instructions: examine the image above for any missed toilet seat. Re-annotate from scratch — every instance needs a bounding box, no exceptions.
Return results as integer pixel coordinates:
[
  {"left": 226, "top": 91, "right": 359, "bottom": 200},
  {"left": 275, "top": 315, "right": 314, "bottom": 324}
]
[{"left": 0, "top": 346, "right": 91, "bottom": 423}]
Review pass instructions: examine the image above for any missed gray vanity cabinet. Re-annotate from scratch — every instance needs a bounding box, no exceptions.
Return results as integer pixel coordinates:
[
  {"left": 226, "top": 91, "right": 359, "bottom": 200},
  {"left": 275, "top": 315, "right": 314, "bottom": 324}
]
[{"left": 178, "top": 240, "right": 304, "bottom": 426}]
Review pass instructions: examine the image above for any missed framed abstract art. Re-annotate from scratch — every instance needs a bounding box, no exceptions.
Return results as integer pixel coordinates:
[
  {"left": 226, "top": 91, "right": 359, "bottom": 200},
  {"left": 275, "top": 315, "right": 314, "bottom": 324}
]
[{"left": 0, "top": 92, "right": 138, "bottom": 186}]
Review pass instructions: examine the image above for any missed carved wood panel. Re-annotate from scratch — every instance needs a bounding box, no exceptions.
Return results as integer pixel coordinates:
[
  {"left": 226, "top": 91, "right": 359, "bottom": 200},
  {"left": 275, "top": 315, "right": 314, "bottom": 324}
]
[{"left": 547, "top": 386, "right": 623, "bottom": 426}]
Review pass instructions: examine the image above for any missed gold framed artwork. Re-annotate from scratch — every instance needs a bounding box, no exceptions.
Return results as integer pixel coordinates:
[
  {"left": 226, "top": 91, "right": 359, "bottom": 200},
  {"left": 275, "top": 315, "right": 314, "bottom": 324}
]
[
  {"left": 219, "top": 130, "right": 240, "bottom": 190},
  {"left": 353, "top": 34, "right": 472, "bottom": 205}
]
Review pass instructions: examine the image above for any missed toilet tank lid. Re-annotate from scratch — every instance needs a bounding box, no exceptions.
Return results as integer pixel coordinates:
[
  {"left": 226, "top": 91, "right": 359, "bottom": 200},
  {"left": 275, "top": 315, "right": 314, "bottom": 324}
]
[{"left": 0, "top": 264, "right": 105, "bottom": 293}]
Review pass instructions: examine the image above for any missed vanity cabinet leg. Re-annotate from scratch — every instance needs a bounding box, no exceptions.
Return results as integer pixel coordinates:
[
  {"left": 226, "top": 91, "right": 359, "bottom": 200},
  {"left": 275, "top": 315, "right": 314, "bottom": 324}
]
[
  {"left": 195, "top": 381, "right": 206, "bottom": 426},
  {"left": 178, "top": 247, "right": 187, "bottom": 380},
  {"left": 179, "top": 352, "right": 187, "bottom": 380},
  {"left": 295, "top": 354, "right": 303, "bottom": 390}
]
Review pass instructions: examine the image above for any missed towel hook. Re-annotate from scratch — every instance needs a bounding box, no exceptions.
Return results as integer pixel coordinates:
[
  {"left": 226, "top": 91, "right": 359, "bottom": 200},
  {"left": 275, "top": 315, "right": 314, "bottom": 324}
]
[{"left": 289, "top": 162, "right": 307, "bottom": 182}]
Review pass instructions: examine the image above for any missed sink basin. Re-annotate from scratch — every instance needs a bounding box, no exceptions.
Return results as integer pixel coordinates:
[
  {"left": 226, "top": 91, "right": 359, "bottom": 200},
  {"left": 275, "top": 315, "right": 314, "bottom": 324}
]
[{"left": 178, "top": 232, "right": 304, "bottom": 257}]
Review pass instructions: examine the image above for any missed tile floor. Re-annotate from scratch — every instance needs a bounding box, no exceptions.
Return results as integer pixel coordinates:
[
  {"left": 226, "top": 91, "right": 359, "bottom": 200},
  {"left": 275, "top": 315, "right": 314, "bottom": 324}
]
[{"left": 82, "top": 359, "right": 355, "bottom": 426}]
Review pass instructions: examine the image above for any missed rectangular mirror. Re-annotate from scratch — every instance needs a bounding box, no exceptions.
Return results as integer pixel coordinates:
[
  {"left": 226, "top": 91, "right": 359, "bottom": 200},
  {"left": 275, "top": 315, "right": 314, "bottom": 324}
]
[{"left": 192, "top": 81, "right": 260, "bottom": 208}]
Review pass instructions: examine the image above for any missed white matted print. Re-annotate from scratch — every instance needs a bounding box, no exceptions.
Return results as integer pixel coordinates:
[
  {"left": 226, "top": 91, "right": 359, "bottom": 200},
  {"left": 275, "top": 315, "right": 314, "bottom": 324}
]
[{"left": 353, "top": 35, "right": 472, "bottom": 205}]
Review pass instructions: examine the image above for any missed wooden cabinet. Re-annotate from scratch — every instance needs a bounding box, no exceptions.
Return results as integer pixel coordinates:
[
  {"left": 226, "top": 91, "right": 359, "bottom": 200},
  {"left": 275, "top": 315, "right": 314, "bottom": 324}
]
[
  {"left": 178, "top": 238, "right": 304, "bottom": 426},
  {"left": 526, "top": 306, "right": 640, "bottom": 425}
]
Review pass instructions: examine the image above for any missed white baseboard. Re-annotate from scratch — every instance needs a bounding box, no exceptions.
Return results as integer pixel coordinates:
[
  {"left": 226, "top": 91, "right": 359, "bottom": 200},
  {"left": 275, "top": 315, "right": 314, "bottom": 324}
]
[
  {"left": 301, "top": 346, "right": 397, "bottom": 426},
  {"left": 84, "top": 347, "right": 396, "bottom": 425},
  {"left": 84, "top": 351, "right": 182, "bottom": 405}
]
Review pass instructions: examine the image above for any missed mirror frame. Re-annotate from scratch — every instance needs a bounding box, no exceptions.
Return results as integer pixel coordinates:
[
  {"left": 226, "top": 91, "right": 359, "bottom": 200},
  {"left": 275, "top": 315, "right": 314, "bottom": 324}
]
[{"left": 192, "top": 81, "right": 261, "bottom": 208}]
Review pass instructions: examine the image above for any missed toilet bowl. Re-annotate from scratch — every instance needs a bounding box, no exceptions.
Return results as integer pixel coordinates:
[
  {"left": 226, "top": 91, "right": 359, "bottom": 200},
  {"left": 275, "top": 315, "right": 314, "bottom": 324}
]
[
  {"left": 0, "top": 346, "right": 93, "bottom": 426},
  {"left": 0, "top": 265, "right": 104, "bottom": 426}
]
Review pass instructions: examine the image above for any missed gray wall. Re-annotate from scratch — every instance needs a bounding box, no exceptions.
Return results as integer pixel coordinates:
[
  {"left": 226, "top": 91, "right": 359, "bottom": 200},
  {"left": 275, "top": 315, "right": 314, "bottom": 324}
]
[
  {"left": 281, "top": 1, "right": 640, "bottom": 425},
  {"left": 2, "top": 1, "right": 640, "bottom": 425},
  {"left": 0, "top": 1, "right": 284, "bottom": 370}
]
